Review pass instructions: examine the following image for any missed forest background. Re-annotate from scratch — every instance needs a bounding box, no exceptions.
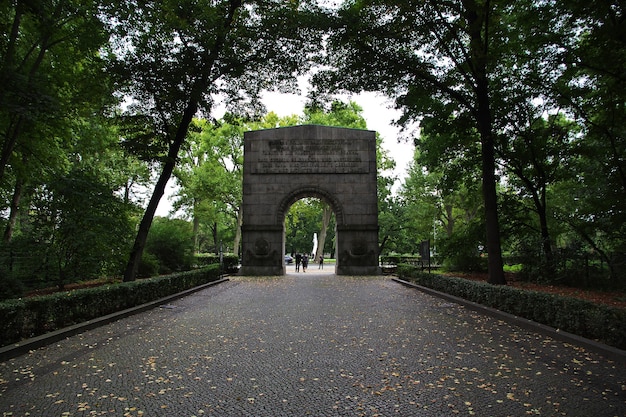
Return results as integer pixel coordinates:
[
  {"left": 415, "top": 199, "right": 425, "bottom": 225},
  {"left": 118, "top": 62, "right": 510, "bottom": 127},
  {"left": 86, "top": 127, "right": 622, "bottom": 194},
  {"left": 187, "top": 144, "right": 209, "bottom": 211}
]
[{"left": 0, "top": 0, "right": 624, "bottom": 299}]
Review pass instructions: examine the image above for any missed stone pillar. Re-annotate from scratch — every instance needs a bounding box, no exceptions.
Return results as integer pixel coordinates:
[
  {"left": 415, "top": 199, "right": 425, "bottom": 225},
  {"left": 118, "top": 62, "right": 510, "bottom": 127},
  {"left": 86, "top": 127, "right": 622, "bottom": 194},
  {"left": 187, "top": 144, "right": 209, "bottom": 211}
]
[
  {"left": 240, "top": 225, "right": 284, "bottom": 276},
  {"left": 336, "top": 225, "right": 380, "bottom": 275}
]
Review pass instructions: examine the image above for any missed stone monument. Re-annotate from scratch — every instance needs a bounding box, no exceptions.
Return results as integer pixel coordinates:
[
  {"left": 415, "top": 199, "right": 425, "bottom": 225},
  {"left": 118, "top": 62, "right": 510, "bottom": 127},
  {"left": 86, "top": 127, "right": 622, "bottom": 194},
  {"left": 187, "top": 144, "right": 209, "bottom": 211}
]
[{"left": 239, "top": 125, "right": 379, "bottom": 275}]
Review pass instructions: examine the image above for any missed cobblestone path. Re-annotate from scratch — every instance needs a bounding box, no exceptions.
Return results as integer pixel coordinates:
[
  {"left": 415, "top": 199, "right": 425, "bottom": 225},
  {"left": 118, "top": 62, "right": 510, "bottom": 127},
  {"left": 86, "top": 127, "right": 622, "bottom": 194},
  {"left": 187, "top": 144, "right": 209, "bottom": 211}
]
[{"left": 1, "top": 273, "right": 624, "bottom": 416}]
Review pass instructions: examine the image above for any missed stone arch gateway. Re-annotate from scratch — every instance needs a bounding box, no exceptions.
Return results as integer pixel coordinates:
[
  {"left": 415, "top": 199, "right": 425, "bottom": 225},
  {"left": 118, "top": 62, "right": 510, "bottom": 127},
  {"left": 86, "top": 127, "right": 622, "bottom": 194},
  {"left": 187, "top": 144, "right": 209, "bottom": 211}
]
[{"left": 240, "top": 125, "right": 380, "bottom": 275}]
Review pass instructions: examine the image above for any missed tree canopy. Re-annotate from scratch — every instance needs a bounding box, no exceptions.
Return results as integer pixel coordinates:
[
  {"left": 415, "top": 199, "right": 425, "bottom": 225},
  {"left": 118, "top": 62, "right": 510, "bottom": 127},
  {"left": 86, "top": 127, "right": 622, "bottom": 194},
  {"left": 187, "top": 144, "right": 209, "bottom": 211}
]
[
  {"left": 0, "top": 1, "right": 624, "bottom": 296},
  {"left": 313, "top": 0, "right": 625, "bottom": 286},
  {"left": 102, "top": 0, "right": 326, "bottom": 281}
]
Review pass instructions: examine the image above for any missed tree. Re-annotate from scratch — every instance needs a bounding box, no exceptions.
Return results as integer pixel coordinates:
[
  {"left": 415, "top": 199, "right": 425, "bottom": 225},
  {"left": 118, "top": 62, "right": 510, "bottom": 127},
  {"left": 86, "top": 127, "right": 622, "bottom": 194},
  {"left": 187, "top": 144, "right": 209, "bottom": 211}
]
[
  {"left": 488, "top": 0, "right": 626, "bottom": 283},
  {"left": 314, "top": 1, "right": 508, "bottom": 283},
  {"left": 144, "top": 217, "right": 194, "bottom": 275},
  {"left": 549, "top": 1, "right": 626, "bottom": 281},
  {"left": 6, "top": 132, "right": 138, "bottom": 289},
  {"left": 103, "top": 1, "right": 325, "bottom": 281},
  {"left": 400, "top": 115, "right": 485, "bottom": 268},
  {"left": 0, "top": 1, "right": 114, "bottom": 243},
  {"left": 175, "top": 117, "right": 245, "bottom": 255},
  {"left": 47, "top": 168, "right": 134, "bottom": 287},
  {"left": 0, "top": 0, "right": 108, "bottom": 180},
  {"left": 498, "top": 113, "right": 577, "bottom": 273}
]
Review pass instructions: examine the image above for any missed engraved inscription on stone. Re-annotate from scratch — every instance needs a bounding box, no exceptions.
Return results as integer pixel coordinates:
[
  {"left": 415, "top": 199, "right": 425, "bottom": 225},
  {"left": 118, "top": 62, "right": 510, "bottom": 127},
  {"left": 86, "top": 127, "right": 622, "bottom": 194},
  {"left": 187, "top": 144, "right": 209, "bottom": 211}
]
[{"left": 251, "top": 138, "right": 369, "bottom": 174}]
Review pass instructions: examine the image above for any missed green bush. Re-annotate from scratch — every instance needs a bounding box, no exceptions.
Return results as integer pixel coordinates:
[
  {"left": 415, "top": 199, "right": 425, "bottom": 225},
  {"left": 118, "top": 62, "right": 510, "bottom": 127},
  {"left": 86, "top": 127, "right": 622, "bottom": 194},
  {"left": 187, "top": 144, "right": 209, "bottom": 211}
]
[
  {"left": 0, "top": 265, "right": 222, "bottom": 347},
  {"left": 194, "top": 253, "right": 240, "bottom": 272},
  {"left": 437, "top": 221, "right": 487, "bottom": 272},
  {"left": 380, "top": 254, "right": 421, "bottom": 266},
  {"left": 138, "top": 251, "right": 160, "bottom": 278},
  {"left": 145, "top": 218, "right": 195, "bottom": 274},
  {"left": 0, "top": 269, "right": 25, "bottom": 300},
  {"left": 398, "top": 264, "right": 626, "bottom": 350}
]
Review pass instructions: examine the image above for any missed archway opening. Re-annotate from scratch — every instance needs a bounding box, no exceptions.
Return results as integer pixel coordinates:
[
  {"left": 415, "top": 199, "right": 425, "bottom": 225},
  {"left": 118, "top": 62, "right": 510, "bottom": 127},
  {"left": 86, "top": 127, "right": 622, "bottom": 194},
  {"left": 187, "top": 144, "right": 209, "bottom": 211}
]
[{"left": 284, "top": 197, "right": 336, "bottom": 271}]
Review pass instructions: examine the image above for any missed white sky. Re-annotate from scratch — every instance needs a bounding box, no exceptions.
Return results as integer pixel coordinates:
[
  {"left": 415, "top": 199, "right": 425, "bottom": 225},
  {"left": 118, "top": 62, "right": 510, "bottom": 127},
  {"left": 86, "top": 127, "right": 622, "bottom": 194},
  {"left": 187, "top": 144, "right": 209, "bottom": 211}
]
[{"left": 155, "top": 90, "right": 415, "bottom": 216}]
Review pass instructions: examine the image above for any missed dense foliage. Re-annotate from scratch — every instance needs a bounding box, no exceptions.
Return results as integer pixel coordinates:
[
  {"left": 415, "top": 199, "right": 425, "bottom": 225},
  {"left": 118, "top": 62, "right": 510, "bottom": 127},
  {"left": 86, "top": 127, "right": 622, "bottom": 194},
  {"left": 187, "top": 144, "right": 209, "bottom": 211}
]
[
  {"left": 316, "top": 1, "right": 625, "bottom": 289},
  {"left": 0, "top": 1, "right": 624, "bottom": 298}
]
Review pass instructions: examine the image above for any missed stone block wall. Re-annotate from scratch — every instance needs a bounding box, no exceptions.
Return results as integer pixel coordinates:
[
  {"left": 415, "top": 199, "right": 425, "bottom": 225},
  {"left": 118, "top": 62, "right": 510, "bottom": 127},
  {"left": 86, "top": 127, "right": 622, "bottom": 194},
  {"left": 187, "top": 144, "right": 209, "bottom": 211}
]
[{"left": 240, "top": 125, "right": 379, "bottom": 276}]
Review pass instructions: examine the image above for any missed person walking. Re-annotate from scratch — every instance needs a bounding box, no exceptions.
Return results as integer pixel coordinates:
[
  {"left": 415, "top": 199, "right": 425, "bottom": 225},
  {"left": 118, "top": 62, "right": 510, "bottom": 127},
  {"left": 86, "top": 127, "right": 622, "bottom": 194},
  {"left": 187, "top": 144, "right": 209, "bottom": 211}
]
[
  {"left": 318, "top": 255, "right": 324, "bottom": 269},
  {"left": 295, "top": 253, "right": 302, "bottom": 272},
  {"left": 302, "top": 254, "right": 308, "bottom": 272}
]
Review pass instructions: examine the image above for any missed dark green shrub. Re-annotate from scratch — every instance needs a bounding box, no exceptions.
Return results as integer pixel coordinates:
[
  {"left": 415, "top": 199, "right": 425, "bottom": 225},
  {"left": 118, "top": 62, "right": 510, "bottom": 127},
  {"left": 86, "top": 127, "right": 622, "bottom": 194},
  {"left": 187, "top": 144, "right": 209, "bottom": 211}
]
[
  {"left": 398, "top": 265, "right": 626, "bottom": 350},
  {"left": 437, "top": 224, "right": 487, "bottom": 272},
  {"left": 145, "top": 218, "right": 194, "bottom": 274},
  {"left": 194, "top": 253, "right": 239, "bottom": 272},
  {"left": 0, "top": 269, "right": 24, "bottom": 300},
  {"left": 138, "top": 251, "right": 160, "bottom": 278},
  {"left": 0, "top": 265, "right": 221, "bottom": 347}
]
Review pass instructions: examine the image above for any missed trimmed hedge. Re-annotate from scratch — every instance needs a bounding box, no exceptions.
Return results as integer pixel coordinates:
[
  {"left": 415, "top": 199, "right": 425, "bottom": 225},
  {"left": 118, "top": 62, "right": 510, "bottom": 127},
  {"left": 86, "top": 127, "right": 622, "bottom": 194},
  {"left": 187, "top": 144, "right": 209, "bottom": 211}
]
[
  {"left": 380, "top": 254, "right": 421, "bottom": 265},
  {"left": 194, "top": 253, "right": 239, "bottom": 272},
  {"left": 398, "top": 264, "right": 626, "bottom": 350},
  {"left": 0, "top": 265, "right": 222, "bottom": 348}
]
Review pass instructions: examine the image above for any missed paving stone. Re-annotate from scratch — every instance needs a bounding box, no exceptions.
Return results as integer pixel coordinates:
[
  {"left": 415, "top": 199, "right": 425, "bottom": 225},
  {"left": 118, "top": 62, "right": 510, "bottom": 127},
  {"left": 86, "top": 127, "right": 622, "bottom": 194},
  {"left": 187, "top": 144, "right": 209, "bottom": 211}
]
[{"left": 1, "top": 273, "right": 624, "bottom": 416}]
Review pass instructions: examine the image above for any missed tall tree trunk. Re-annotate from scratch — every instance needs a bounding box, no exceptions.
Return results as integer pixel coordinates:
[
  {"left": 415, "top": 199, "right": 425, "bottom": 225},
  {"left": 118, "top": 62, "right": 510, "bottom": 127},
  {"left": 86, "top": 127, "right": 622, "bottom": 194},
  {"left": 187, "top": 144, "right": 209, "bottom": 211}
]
[
  {"left": 480, "top": 124, "right": 506, "bottom": 285},
  {"left": 233, "top": 207, "right": 243, "bottom": 257},
  {"left": 515, "top": 168, "right": 555, "bottom": 269},
  {"left": 534, "top": 188, "right": 554, "bottom": 265},
  {"left": 123, "top": 100, "right": 199, "bottom": 282},
  {"left": 465, "top": 0, "right": 506, "bottom": 285},
  {"left": 378, "top": 235, "right": 389, "bottom": 256},
  {"left": 212, "top": 221, "right": 218, "bottom": 255},
  {"left": 444, "top": 202, "right": 455, "bottom": 237},
  {"left": 192, "top": 202, "right": 200, "bottom": 253},
  {"left": 122, "top": 0, "right": 241, "bottom": 282}
]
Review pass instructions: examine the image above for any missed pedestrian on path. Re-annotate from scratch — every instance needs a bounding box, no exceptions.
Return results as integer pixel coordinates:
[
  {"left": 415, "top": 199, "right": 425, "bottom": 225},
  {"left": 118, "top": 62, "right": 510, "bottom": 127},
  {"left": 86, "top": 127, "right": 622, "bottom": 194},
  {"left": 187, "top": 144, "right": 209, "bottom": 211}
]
[
  {"left": 295, "top": 253, "right": 302, "bottom": 272},
  {"left": 318, "top": 255, "right": 324, "bottom": 269},
  {"left": 302, "top": 254, "right": 308, "bottom": 272}
]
